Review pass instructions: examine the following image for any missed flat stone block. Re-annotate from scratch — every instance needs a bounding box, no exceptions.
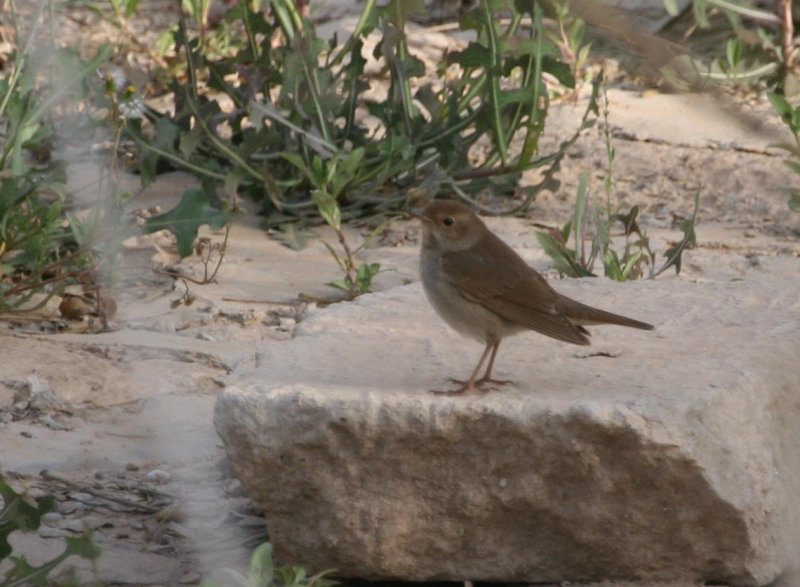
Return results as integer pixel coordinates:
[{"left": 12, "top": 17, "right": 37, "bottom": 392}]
[{"left": 214, "top": 277, "right": 800, "bottom": 586}]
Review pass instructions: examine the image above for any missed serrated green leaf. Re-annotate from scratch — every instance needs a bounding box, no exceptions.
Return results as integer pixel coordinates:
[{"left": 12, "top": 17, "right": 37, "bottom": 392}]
[
  {"left": 655, "top": 192, "right": 699, "bottom": 277},
  {"left": 614, "top": 206, "right": 641, "bottom": 237},
  {"left": 378, "top": 0, "right": 425, "bottom": 27},
  {"left": 179, "top": 125, "right": 204, "bottom": 159},
  {"left": 542, "top": 56, "right": 574, "bottom": 88},
  {"left": 1, "top": 476, "right": 54, "bottom": 562},
  {"left": 449, "top": 43, "right": 492, "bottom": 68},
  {"left": 64, "top": 532, "right": 102, "bottom": 560},
  {"left": 143, "top": 187, "right": 227, "bottom": 257},
  {"left": 224, "top": 169, "right": 246, "bottom": 198}
]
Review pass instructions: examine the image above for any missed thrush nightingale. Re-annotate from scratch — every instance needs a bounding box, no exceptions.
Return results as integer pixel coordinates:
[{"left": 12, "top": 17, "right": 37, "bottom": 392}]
[{"left": 414, "top": 200, "right": 654, "bottom": 395}]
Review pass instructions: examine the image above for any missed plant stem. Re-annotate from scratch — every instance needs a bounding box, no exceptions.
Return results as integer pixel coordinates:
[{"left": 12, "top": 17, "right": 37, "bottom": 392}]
[
  {"left": 601, "top": 80, "right": 614, "bottom": 216},
  {"left": 335, "top": 227, "right": 358, "bottom": 292},
  {"left": 390, "top": 1, "right": 417, "bottom": 140},
  {"left": 516, "top": 2, "right": 546, "bottom": 169},
  {"left": 483, "top": 0, "right": 508, "bottom": 165},
  {"left": 782, "top": 0, "right": 794, "bottom": 72}
]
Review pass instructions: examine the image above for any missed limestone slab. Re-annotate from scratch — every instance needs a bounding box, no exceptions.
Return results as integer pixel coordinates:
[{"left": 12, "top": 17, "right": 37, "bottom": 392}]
[{"left": 214, "top": 276, "right": 800, "bottom": 586}]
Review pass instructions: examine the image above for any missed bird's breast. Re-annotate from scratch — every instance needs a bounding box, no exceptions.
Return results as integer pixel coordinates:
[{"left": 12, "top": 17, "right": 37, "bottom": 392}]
[{"left": 419, "top": 249, "right": 518, "bottom": 343}]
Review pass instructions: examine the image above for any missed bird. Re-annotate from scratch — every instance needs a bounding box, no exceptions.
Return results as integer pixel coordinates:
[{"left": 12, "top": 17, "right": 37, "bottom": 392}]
[{"left": 413, "top": 199, "right": 654, "bottom": 395}]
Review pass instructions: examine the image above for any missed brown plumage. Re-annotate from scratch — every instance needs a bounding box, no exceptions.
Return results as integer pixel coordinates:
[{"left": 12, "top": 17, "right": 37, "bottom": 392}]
[{"left": 414, "top": 199, "right": 653, "bottom": 395}]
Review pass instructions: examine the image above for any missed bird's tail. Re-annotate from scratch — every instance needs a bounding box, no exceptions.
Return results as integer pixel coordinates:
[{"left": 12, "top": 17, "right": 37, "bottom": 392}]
[{"left": 557, "top": 296, "right": 654, "bottom": 330}]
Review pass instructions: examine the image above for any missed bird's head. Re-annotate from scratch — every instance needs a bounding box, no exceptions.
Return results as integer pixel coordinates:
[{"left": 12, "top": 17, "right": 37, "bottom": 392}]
[{"left": 412, "top": 200, "right": 488, "bottom": 252}]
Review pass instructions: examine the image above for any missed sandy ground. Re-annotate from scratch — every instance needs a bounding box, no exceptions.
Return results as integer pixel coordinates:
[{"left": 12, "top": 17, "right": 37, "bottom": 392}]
[{"left": 1, "top": 1, "right": 799, "bottom": 585}]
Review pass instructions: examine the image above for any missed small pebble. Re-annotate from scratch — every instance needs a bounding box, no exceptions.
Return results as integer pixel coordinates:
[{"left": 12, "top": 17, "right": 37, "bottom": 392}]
[
  {"left": 57, "top": 502, "right": 80, "bottom": 515},
  {"left": 58, "top": 519, "right": 87, "bottom": 533},
  {"left": 40, "top": 414, "right": 68, "bottom": 430},
  {"left": 145, "top": 469, "right": 171, "bottom": 484},
  {"left": 273, "top": 305, "right": 297, "bottom": 319},
  {"left": 278, "top": 317, "right": 296, "bottom": 331},
  {"left": 38, "top": 526, "right": 70, "bottom": 539},
  {"left": 125, "top": 463, "right": 140, "bottom": 472},
  {"left": 42, "top": 512, "right": 64, "bottom": 527},
  {"left": 151, "top": 319, "right": 176, "bottom": 334}
]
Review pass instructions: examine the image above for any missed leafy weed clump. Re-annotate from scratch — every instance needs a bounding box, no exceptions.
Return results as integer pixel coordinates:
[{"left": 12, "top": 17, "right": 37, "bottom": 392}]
[
  {"left": 126, "top": 0, "right": 595, "bottom": 226},
  {"left": 536, "top": 80, "right": 699, "bottom": 280},
  {"left": 0, "top": 3, "right": 117, "bottom": 316}
]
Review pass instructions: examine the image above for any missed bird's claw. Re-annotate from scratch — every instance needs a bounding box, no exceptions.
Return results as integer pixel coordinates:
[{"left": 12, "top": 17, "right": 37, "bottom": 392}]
[
  {"left": 475, "top": 377, "right": 513, "bottom": 387},
  {"left": 430, "top": 376, "right": 513, "bottom": 395}
]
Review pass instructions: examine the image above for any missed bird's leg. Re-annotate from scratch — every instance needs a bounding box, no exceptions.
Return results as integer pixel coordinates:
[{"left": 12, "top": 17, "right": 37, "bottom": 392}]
[
  {"left": 474, "top": 340, "right": 513, "bottom": 387},
  {"left": 432, "top": 342, "right": 494, "bottom": 395}
]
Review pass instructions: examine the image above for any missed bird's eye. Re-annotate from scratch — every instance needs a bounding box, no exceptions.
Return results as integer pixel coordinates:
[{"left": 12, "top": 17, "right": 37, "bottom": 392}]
[{"left": 442, "top": 217, "right": 454, "bottom": 227}]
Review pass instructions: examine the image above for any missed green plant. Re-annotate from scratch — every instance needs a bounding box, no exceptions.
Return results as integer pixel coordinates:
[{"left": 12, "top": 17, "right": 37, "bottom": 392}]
[
  {"left": 547, "top": 0, "right": 592, "bottom": 98},
  {"left": 1, "top": 472, "right": 101, "bottom": 586},
  {"left": 536, "top": 82, "right": 698, "bottom": 280},
  {"left": 660, "top": 0, "right": 792, "bottom": 87},
  {"left": 202, "top": 542, "right": 337, "bottom": 587},
  {"left": 0, "top": 2, "right": 116, "bottom": 315},
  {"left": 768, "top": 91, "right": 800, "bottom": 212},
  {"left": 284, "top": 149, "right": 385, "bottom": 299},
  {"left": 156, "top": 0, "right": 258, "bottom": 60},
  {"left": 126, "top": 0, "right": 595, "bottom": 228}
]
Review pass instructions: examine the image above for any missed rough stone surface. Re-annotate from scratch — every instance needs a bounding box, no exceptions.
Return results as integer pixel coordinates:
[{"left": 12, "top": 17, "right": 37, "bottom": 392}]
[{"left": 214, "top": 275, "right": 800, "bottom": 586}]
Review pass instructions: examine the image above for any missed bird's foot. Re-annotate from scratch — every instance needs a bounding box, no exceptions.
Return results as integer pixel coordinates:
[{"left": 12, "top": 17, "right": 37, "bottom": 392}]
[
  {"left": 475, "top": 376, "right": 513, "bottom": 387},
  {"left": 429, "top": 377, "right": 507, "bottom": 395}
]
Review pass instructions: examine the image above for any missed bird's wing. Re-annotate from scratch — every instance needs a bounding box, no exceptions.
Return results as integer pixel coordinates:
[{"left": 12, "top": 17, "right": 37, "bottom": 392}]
[{"left": 441, "top": 234, "right": 590, "bottom": 345}]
